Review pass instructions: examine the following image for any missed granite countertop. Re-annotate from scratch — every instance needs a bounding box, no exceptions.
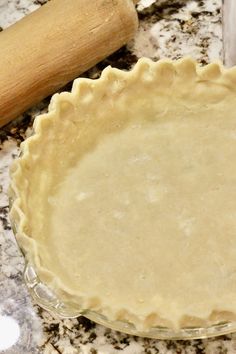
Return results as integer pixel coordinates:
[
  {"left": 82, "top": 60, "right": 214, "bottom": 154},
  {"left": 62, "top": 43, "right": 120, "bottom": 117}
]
[{"left": 1, "top": 0, "right": 234, "bottom": 353}]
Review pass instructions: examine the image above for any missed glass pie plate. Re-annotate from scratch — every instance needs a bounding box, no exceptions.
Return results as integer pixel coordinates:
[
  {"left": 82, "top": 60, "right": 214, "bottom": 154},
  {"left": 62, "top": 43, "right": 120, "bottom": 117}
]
[
  {"left": 8, "top": 187, "right": 236, "bottom": 340},
  {"left": 8, "top": 58, "right": 236, "bottom": 340}
]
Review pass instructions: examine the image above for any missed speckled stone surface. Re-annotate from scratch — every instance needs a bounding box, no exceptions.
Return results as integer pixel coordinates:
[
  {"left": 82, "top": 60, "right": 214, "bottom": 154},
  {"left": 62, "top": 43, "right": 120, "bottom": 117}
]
[{"left": 2, "top": 0, "right": 235, "bottom": 353}]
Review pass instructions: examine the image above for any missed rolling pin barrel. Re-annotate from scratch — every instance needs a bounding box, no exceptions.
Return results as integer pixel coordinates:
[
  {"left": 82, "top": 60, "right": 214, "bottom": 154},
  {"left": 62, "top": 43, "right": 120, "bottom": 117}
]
[{"left": 0, "top": 0, "right": 138, "bottom": 127}]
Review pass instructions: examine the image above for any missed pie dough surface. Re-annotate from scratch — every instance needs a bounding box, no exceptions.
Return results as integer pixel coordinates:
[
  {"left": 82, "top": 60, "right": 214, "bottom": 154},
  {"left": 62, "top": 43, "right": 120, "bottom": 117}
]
[{"left": 10, "top": 58, "right": 236, "bottom": 330}]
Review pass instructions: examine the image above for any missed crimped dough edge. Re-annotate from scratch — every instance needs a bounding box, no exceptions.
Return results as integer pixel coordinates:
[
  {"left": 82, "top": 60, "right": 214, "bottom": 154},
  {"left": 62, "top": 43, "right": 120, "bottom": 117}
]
[{"left": 9, "top": 57, "right": 236, "bottom": 331}]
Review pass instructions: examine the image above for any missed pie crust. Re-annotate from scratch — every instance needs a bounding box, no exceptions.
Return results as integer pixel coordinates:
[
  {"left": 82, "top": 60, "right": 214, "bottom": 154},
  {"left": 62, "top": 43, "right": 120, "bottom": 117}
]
[{"left": 10, "top": 58, "right": 236, "bottom": 330}]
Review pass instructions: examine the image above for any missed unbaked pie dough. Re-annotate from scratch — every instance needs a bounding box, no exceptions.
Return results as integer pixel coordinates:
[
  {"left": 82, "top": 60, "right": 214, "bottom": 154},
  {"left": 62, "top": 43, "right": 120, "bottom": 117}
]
[{"left": 10, "top": 58, "right": 236, "bottom": 330}]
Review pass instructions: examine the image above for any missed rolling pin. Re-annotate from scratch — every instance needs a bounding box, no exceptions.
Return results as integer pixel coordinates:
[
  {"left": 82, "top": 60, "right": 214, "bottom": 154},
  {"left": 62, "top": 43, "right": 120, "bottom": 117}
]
[{"left": 0, "top": 0, "right": 138, "bottom": 127}]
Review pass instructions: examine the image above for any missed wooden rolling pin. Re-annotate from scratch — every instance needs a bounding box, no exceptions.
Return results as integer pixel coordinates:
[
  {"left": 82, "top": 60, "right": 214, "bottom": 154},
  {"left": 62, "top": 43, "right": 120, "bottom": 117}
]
[{"left": 0, "top": 0, "right": 138, "bottom": 127}]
